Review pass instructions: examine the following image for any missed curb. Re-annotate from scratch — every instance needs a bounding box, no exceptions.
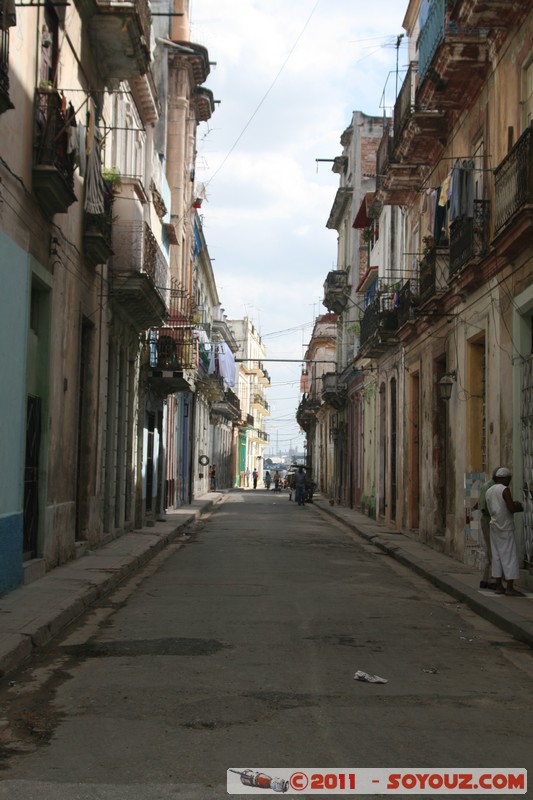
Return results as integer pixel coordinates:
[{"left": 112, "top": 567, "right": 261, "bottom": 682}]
[
  {"left": 314, "top": 499, "right": 533, "bottom": 650},
  {"left": 0, "top": 494, "right": 226, "bottom": 679}
]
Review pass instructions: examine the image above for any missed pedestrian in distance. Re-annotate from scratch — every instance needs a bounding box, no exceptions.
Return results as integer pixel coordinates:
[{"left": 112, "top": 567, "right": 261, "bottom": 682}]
[
  {"left": 252, "top": 469, "right": 258, "bottom": 489},
  {"left": 478, "top": 468, "right": 498, "bottom": 589},
  {"left": 293, "top": 466, "right": 307, "bottom": 507},
  {"left": 274, "top": 470, "right": 281, "bottom": 492},
  {"left": 209, "top": 464, "right": 217, "bottom": 492},
  {"left": 265, "top": 471, "right": 271, "bottom": 490},
  {"left": 485, "top": 466, "right": 524, "bottom": 596}
]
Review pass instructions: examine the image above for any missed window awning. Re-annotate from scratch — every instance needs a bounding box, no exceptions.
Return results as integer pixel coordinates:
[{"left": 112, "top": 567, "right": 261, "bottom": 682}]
[{"left": 352, "top": 192, "right": 376, "bottom": 229}]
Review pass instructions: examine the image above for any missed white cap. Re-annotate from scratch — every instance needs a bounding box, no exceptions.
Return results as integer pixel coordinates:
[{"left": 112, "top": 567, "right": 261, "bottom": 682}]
[{"left": 495, "top": 467, "right": 512, "bottom": 477}]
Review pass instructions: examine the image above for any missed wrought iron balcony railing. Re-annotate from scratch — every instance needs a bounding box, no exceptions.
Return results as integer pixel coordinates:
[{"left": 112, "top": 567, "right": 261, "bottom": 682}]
[
  {"left": 449, "top": 199, "right": 491, "bottom": 275},
  {"left": 149, "top": 325, "right": 196, "bottom": 371},
  {"left": 397, "top": 278, "right": 419, "bottom": 328},
  {"left": 376, "top": 124, "right": 393, "bottom": 190},
  {"left": 360, "top": 294, "right": 399, "bottom": 347},
  {"left": 493, "top": 126, "right": 533, "bottom": 236},
  {"left": 419, "top": 0, "right": 446, "bottom": 83},
  {"left": 111, "top": 221, "right": 168, "bottom": 305},
  {"left": 419, "top": 247, "right": 449, "bottom": 305},
  {"left": 0, "top": 28, "right": 13, "bottom": 114},
  {"left": 393, "top": 63, "right": 417, "bottom": 142}
]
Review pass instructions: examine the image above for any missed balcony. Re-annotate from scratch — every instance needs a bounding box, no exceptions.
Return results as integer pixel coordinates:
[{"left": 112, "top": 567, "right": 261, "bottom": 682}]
[
  {"left": 419, "top": 247, "right": 449, "bottom": 306},
  {"left": 110, "top": 221, "right": 167, "bottom": 330},
  {"left": 0, "top": 29, "right": 14, "bottom": 114},
  {"left": 391, "top": 63, "right": 447, "bottom": 171},
  {"left": 33, "top": 90, "right": 77, "bottom": 215},
  {"left": 397, "top": 278, "right": 419, "bottom": 329},
  {"left": 417, "top": 0, "right": 489, "bottom": 111},
  {"left": 251, "top": 394, "right": 271, "bottom": 416},
  {"left": 326, "top": 187, "right": 352, "bottom": 230},
  {"left": 359, "top": 294, "right": 399, "bottom": 357},
  {"left": 296, "top": 394, "right": 321, "bottom": 432},
  {"left": 323, "top": 271, "right": 350, "bottom": 314},
  {"left": 78, "top": 0, "right": 151, "bottom": 81},
  {"left": 249, "top": 428, "right": 269, "bottom": 443},
  {"left": 259, "top": 368, "right": 271, "bottom": 386},
  {"left": 447, "top": 0, "right": 531, "bottom": 35},
  {"left": 321, "top": 372, "right": 346, "bottom": 410},
  {"left": 493, "top": 127, "right": 533, "bottom": 257},
  {"left": 449, "top": 199, "right": 490, "bottom": 275},
  {"left": 196, "top": 370, "right": 225, "bottom": 403},
  {"left": 83, "top": 190, "right": 114, "bottom": 266},
  {"left": 211, "top": 388, "right": 241, "bottom": 422},
  {"left": 193, "top": 86, "right": 215, "bottom": 122},
  {"left": 147, "top": 324, "right": 196, "bottom": 394}
]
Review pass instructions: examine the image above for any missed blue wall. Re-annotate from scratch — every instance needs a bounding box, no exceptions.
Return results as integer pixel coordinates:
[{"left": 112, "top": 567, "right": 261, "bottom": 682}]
[
  {"left": 0, "top": 232, "right": 30, "bottom": 594},
  {"left": 0, "top": 514, "right": 24, "bottom": 593}
]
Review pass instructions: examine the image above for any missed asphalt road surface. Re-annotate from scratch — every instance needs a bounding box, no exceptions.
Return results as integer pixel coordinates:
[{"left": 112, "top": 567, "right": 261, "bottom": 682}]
[{"left": 0, "top": 490, "right": 532, "bottom": 799}]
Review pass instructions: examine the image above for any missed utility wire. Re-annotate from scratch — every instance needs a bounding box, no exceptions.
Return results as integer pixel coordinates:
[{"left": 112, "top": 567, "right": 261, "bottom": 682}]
[{"left": 202, "top": 0, "right": 322, "bottom": 189}]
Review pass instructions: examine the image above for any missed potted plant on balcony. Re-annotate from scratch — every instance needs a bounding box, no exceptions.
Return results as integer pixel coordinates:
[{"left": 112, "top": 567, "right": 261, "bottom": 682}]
[{"left": 102, "top": 167, "right": 122, "bottom": 193}]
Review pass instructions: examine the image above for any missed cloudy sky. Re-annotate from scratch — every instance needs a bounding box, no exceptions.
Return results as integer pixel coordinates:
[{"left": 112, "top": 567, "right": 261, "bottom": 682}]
[{"left": 189, "top": 0, "right": 408, "bottom": 457}]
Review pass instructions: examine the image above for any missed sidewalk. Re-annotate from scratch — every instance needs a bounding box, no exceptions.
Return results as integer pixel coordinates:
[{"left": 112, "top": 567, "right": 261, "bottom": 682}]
[
  {"left": 0, "top": 493, "right": 226, "bottom": 680},
  {"left": 313, "top": 496, "right": 533, "bottom": 650}
]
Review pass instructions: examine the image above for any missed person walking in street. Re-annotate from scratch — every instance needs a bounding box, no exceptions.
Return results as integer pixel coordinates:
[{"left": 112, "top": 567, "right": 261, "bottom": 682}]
[
  {"left": 209, "top": 464, "right": 217, "bottom": 492},
  {"left": 293, "top": 466, "right": 307, "bottom": 507},
  {"left": 265, "top": 471, "right": 271, "bottom": 490},
  {"left": 478, "top": 469, "right": 497, "bottom": 589},
  {"left": 485, "top": 467, "right": 524, "bottom": 596},
  {"left": 252, "top": 469, "right": 258, "bottom": 489},
  {"left": 274, "top": 470, "right": 281, "bottom": 492}
]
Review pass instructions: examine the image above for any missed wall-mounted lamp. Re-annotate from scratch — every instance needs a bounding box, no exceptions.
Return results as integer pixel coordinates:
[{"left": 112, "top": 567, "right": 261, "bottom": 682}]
[{"left": 438, "top": 371, "right": 456, "bottom": 401}]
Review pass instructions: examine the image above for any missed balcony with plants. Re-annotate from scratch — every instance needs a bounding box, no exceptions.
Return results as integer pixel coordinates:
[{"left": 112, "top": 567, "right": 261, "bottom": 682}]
[
  {"left": 251, "top": 393, "right": 271, "bottom": 416},
  {"left": 33, "top": 88, "right": 77, "bottom": 215}
]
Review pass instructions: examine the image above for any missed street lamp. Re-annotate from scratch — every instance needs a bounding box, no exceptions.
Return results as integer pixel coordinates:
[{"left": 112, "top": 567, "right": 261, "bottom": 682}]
[{"left": 438, "top": 371, "right": 456, "bottom": 402}]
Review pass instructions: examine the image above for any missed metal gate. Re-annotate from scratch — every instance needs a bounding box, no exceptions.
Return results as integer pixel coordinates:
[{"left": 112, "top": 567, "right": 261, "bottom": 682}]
[{"left": 24, "top": 395, "right": 41, "bottom": 560}]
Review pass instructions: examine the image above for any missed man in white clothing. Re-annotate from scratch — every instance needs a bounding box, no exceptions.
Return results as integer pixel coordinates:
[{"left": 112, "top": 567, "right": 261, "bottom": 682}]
[{"left": 485, "top": 467, "right": 523, "bottom": 596}]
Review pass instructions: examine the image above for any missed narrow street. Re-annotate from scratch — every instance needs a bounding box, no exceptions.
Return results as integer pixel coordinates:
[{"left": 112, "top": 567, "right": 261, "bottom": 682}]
[{"left": 0, "top": 491, "right": 532, "bottom": 799}]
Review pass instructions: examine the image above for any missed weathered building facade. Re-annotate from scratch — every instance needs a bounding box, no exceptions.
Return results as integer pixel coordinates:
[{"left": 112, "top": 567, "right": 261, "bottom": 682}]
[
  {"left": 305, "top": 0, "right": 533, "bottom": 589},
  {"left": 0, "top": 0, "right": 241, "bottom": 596}
]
